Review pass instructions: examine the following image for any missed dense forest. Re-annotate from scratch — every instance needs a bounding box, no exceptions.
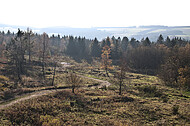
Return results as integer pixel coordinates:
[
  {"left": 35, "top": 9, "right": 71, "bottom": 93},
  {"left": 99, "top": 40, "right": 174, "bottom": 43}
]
[{"left": 0, "top": 28, "right": 190, "bottom": 125}]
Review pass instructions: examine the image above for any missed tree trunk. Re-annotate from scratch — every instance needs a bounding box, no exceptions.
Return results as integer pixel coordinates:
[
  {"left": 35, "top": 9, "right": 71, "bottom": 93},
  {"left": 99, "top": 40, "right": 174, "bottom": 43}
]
[
  {"left": 42, "top": 34, "right": 46, "bottom": 80},
  {"left": 28, "top": 34, "right": 31, "bottom": 65},
  {"left": 105, "top": 67, "right": 109, "bottom": 77},
  {"left": 16, "top": 60, "right": 21, "bottom": 82},
  {"left": 119, "top": 80, "right": 122, "bottom": 95},
  {"left": 42, "top": 63, "right": 45, "bottom": 80},
  {"left": 52, "top": 63, "right": 56, "bottom": 86},
  {"left": 72, "top": 87, "right": 75, "bottom": 94}
]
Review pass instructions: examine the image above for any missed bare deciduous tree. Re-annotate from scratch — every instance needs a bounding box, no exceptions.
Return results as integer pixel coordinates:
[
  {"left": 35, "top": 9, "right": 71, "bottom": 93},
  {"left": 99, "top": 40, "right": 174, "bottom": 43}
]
[
  {"left": 114, "top": 57, "right": 128, "bottom": 95},
  {"left": 66, "top": 73, "right": 82, "bottom": 94}
]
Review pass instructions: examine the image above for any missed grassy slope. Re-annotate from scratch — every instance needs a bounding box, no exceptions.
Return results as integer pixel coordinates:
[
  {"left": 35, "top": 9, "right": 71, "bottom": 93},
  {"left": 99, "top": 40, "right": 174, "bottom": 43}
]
[
  {"left": 0, "top": 58, "right": 190, "bottom": 125},
  {"left": 0, "top": 71, "right": 190, "bottom": 126}
]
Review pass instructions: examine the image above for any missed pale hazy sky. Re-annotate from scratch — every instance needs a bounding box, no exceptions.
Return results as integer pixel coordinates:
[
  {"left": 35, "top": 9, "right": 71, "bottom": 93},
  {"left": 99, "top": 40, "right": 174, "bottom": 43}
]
[{"left": 0, "top": 0, "right": 190, "bottom": 28}]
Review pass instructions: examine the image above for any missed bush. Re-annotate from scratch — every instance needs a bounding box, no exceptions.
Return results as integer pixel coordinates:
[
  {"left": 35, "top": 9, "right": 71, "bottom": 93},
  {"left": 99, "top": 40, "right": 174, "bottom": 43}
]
[
  {"left": 172, "top": 105, "right": 179, "bottom": 115},
  {"left": 40, "top": 115, "right": 62, "bottom": 126},
  {"left": 137, "top": 85, "right": 162, "bottom": 97},
  {"left": 161, "top": 95, "right": 168, "bottom": 103},
  {"left": 0, "top": 75, "right": 9, "bottom": 91},
  {"left": 159, "top": 44, "right": 190, "bottom": 90},
  {"left": 178, "top": 66, "right": 190, "bottom": 91},
  {"left": 3, "top": 90, "right": 14, "bottom": 100},
  {"left": 0, "top": 75, "right": 9, "bottom": 81}
]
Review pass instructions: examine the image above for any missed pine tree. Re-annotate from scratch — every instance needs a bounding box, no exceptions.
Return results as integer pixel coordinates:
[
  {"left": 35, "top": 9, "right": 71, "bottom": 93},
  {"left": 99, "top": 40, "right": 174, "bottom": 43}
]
[
  {"left": 130, "top": 37, "right": 138, "bottom": 48},
  {"left": 90, "top": 38, "right": 101, "bottom": 57},
  {"left": 165, "top": 36, "right": 171, "bottom": 47},
  {"left": 111, "top": 36, "right": 116, "bottom": 45},
  {"left": 66, "top": 36, "right": 77, "bottom": 56},
  {"left": 26, "top": 28, "right": 34, "bottom": 65},
  {"left": 157, "top": 34, "right": 164, "bottom": 44},
  {"left": 121, "top": 37, "right": 129, "bottom": 52},
  {"left": 101, "top": 40, "right": 106, "bottom": 49},
  {"left": 105, "top": 37, "right": 111, "bottom": 47},
  {"left": 142, "top": 37, "right": 151, "bottom": 46},
  {"left": 78, "top": 37, "right": 86, "bottom": 58},
  {"left": 6, "top": 29, "right": 27, "bottom": 84},
  {"left": 111, "top": 40, "right": 121, "bottom": 61}
]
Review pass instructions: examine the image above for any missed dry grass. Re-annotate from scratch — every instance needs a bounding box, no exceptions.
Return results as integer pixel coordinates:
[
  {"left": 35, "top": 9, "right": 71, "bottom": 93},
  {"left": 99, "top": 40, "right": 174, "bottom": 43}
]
[
  {"left": 0, "top": 57, "right": 189, "bottom": 125},
  {"left": 0, "top": 85, "right": 189, "bottom": 125}
]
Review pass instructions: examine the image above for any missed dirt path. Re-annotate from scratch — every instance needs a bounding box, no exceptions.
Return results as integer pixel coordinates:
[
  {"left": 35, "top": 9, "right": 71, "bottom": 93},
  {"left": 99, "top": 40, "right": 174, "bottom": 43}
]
[
  {"left": 78, "top": 75, "right": 111, "bottom": 88},
  {"left": 0, "top": 75, "right": 111, "bottom": 110},
  {"left": 0, "top": 89, "right": 64, "bottom": 110}
]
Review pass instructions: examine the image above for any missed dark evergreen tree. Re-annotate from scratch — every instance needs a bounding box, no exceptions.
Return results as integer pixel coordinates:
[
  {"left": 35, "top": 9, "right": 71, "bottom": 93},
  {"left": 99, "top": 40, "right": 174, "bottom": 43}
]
[
  {"left": 171, "top": 38, "right": 177, "bottom": 47},
  {"left": 78, "top": 37, "right": 86, "bottom": 58},
  {"left": 101, "top": 39, "right": 106, "bottom": 49},
  {"left": 105, "top": 37, "right": 111, "bottom": 47},
  {"left": 111, "top": 40, "right": 121, "bottom": 61},
  {"left": 157, "top": 34, "right": 164, "bottom": 44},
  {"left": 117, "top": 37, "right": 121, "bottom": 44},
  {"left": 129, "top": 37, "right": 138, "bottom": 48},
  {"left": 111, "top": 36, "right": 116, "bottom": 45},
  {"left": 66, "top": 36, "right": 77, "bottom": 56},
  {"left": 121, "top": 36, "right": 129, "bottom": 52},
  {"left": 90, "top": 38, "right": 101, "bottom": 57},
  {"left": 142, "top": 37, "right": 151, "bottom": 46},
  {"left": 6, "top": 30, "right": 11, "bottom": 36},
  {"left": 165, "top": 36, "right": 171, "bottom": 47}
]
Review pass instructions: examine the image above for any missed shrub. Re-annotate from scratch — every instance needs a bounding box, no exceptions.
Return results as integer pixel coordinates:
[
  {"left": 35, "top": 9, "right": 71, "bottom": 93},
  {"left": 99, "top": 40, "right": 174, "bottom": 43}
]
[
  {"left": 40, "top": 115, "right": 62, "bottom": 126},
  {"left": 66, "top": 72, "right": 82, "bottom": 94},
  {"left": 161, "top": 95, "right": 168, "bottom": 103},
  {"left": 172, "top": 105, "right": 179, "bottom": 115},
  {"left": 178, "top": 66, "right": 190, "bottom": 91},
  {"left": 3, "top": 89, "right": 14, "bottom": 100},
  {"left": 137, "top": 85, "right": 162, "bottom": 97},
  {"left": 0, "top": 75, "right": 9, "bottom": 91},
  {"left": 0, "top": 75, "right": 9, "bottom": 81}
]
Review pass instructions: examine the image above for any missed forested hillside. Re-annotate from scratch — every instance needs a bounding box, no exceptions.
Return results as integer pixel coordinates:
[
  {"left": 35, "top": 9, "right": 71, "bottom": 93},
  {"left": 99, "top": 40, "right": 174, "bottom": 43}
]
[{"left": 0, "top": 29, "right": 190, "bottom": 125}]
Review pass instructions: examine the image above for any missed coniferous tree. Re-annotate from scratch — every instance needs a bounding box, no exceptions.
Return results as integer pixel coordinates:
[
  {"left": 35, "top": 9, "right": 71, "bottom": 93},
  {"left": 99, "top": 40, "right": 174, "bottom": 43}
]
[
  {"left": 111, "top": 36, "right": 116, "bottom": 45},
  {"left": 142, "top": 37, "right": 151, "bottom": 46},
  {"left": 105, "top": 37, "right": 111, "bottom": 47},
  {"left": 111, "top": 40, "right": 121, "bottom": 61},
  {"left": 121, "top": 37, "right": 129, "bottom": 52},
  {"left": 157, "top": 34, "right": 164, "bottom": 44},
  {"left": 6, "top": 30, "right": 11, "bottom": 36},
  {"left": 117, "top": 37, "right": 121, "bottom": 44},
  {"left": 78, "top": 37, "right": 86, "bottom": 58},
  {"left": 171, "top": 38, "right": 177, "bottom": 47},
  {"left": 165, "top": 36, "right": 170, "bottom": 47},
  {"left": 6, "top": 29, "right": 27, "bottom": 84},
  {"left": 101, "top": 39, "right": 106, "bottom": 49},
  {"left": 90, "top": 38, "right": 101, "bottom": 57},
  {"left": 129, "top": 37, "right": 138, "bottom": 48},
  {"left": 26, "top": 28, "right": 34, "bottom": 65},
  {"left": 66, "top": 36, "right": 77, "bottom": 57}
]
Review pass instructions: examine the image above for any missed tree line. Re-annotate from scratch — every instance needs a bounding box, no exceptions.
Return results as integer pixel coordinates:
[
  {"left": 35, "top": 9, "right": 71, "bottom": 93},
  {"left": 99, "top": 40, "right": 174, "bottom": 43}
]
[{"left": 0, "top": 29, "right": 190, "bottom": 90}]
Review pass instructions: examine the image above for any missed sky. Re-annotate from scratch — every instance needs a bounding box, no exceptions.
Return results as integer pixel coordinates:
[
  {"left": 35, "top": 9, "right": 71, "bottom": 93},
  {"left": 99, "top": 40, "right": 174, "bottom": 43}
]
[{"left": 0, "top": 0, "right": 190, "bottom": 28}]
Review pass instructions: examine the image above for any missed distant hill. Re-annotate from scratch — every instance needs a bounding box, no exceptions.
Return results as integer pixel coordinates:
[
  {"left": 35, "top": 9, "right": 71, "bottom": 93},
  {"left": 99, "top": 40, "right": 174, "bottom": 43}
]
[{"left": 1, "top": 24, "right": 190, "bottom": 41}]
